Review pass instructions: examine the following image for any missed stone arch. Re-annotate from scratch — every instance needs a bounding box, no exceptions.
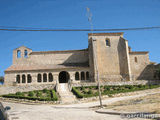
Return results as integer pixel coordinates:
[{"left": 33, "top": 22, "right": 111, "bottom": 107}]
[
  {"left": 16, "top": 75, "right": 20, "bottom": 83},
  {"left": 37, "top": 74, "right": 42, "bottom": 82},
  {"left": 105, "top": 38, "right": 111, "bottom": 47},
  {"left": 17, "top": 50, "right": 21, "bottom": 58},
  {"left": 48, "top": 73, "right": 53, "bottom": 82},
  {"left": 86, "top": 72, "right": 89, "bottom": 80},
  {"left": 27, "top": 74, "right": 32, "bottom": 83},
  {"left": 22, "top": 74, "right": 26, "bottom": 83},
  {"left": 81, "top": 72, "right": 85, "bottom": 80},
  {"left": 135, "top": 57, "right": 138, "bottom": 63},
  {"left": 75, "top": 72, "right": 79, "bottom": 81},
  {"left": 59, "top": 71, "right": 70, "bottom": 83},
  {"left": 24, "top": 50, "right": 28, "bottom": 58},
  {"left": 43, "top": 73, "right": 47, "bottom": 82}
]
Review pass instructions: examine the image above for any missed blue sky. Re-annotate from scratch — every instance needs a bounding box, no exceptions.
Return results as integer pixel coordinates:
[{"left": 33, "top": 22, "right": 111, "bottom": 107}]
[{"left": 0, "top": 0, "right": 160, "bottom": 76}]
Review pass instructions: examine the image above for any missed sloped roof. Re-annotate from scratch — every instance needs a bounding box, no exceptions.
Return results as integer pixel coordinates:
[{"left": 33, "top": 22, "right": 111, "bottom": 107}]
[
  {"left": 30, "top": 49, "right": 88, "bottom": 55},
  {"left": 88, "top": 32, "right": 124, "bottom": 36},
  {"left": 5, "top": 63, "right": 89, "bottom": 72}
]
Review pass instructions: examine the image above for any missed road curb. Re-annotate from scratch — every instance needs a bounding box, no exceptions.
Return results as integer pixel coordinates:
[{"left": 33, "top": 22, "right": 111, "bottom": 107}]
[{"left": 95, "top": 109, "right": 122, "bottom": 115}]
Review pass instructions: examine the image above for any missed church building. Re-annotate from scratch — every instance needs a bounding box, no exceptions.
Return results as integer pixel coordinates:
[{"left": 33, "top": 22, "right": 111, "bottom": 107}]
[{"left": 4, "top": 32, "right": 154, "bottom": 86}]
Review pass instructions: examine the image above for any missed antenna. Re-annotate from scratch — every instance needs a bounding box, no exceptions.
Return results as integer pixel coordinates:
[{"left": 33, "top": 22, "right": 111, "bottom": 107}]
[
  {"left": 86, "top": 7, "right": 93, "bottom": 35},
  {"left": 86, "top": 7, "right": 103, "bottom": 108}
]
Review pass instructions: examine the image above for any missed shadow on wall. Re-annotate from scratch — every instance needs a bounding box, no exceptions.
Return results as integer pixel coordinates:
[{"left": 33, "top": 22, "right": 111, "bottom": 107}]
[
  {"left": 137, "top": 64, "right": 160, "bottom": 81},
  {"left": 137, "top": 64, "right": 155, "bottom": 80},
  {"left": 117, "top": 37, "right": 129, "bottom": 80},
  {"left": 58, "top": 50, "right": 89, "bottom": 67}
]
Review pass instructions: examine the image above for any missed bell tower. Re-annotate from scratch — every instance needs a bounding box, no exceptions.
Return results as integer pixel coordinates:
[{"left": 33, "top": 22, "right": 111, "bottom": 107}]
[
  {"left": 13, "top": 46, "right": 32, "bottom": 65},
  {"left": 88, "top": 32, "right": 132, "bottom": 82}
]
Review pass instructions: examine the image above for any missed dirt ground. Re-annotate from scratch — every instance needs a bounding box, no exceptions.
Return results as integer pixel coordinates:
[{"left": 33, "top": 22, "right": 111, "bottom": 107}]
[{"left": 105, "top": 93, "right": 160, "bottom": 114}]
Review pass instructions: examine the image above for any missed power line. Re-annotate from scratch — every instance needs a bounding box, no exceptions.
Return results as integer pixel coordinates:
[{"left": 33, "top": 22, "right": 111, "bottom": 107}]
[{"left": 0, "top": 26, "right": 160, "bottom": 32}]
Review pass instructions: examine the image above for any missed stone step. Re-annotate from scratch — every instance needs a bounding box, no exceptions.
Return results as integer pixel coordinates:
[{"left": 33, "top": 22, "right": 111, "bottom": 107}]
[{"left": 57, "top": 83, "right": 77, "bottom": 104}]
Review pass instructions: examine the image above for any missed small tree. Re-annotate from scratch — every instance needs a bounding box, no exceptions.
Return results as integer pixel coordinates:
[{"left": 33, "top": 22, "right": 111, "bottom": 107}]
[
  {"left": 154, "top": 68, "right": 160, "bottom": 80},
  {"left": 0, "top": 76, "right": 4, "bottom": 83},
  {"left": 158, "top": 68, "right": 160, "bottom": 80}
]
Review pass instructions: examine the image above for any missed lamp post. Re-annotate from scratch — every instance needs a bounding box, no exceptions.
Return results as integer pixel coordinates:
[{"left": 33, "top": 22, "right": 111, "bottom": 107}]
[
  {"left": 91, "top": 37, "right": 103, "bottom": 108},
  {"left": 86, "top": 7, "right": 103, "bottom": 108}
]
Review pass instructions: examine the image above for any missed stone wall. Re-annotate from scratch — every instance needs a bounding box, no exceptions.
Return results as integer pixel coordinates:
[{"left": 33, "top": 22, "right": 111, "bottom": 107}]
[
  {"left": 71, "top": 80, "right": 160, "bottom": 87},
  {"left": 4, "top": 68, "right": 90, "bottom": 86},
  {"left": 88, "top": 33, "right": 130, "bottom": 82},
  {"left": 13, "top": 46, "right": 89, "bottom": 66},
  {"left": 0, "top": 84, "right": 56, "bottom": 95},
  {"left": 129, "top": 53, "right": 154, "bottom": 80},
  {"left": 1, "top": 80, "right": 159, "bottom": 95}
]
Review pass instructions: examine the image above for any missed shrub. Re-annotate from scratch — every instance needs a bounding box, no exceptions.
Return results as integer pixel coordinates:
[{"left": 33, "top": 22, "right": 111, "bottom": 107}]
[
  {"left": 72, "top": 87, "right": 83, "bottom": 98},
  {"left": 15, "top": 92, "right": 24, "bottom": 96},
  {"left": 81, "top": 86, "right": 85, "bottom": 91},
  {"left": 88, "top": 89, "right": 93, "bottom": 94},
  {"left": 108, "top": 94, "right": 113, "bottom": 97},
  {"left": 51, "top": 90, "right": 58, "bottom": 101},
  {"left": 28, "top": 91, "right": 34, "bottom": 97},
  {"left": 15, "top": 92, "right": 21, "bottom": 95},
  {"left": 43, "top": 88, "right": 48, "bottom": 93},
  {"left": 36, "top": 91, "right": 42, "bottom": 97},
  {"left": 138, "top": 84, "right": 143, "bottom": 88},
  {"left": 104, "top": 86, "right": 110, "bottom": 91},
  {"left": 83, "top": 89, "right": 88, "bottom": 94}
]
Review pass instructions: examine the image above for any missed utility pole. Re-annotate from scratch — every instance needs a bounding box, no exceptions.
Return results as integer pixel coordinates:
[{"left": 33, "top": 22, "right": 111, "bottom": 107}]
[{"left": 86, "top": 7, "right": 103, "bottom": 108}]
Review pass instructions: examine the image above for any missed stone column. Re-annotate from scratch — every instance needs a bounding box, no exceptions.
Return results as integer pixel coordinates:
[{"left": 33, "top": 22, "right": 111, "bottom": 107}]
[
  {"left": 69, "top": 71, "right": 75, "bottom": 83},
  {"left": 53, "top": 73, "right": 59, "bottom": 84},
  {"left": 46, "top": 73, "right": 48, "bottom": 83},
  {"left": 32, "top": 73, "right": 37, "bottom": 84}
]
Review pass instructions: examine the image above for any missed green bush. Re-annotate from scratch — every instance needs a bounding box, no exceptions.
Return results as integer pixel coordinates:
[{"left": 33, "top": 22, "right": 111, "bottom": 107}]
[
  {"left": 51, "top": 90, "right": 58, "bottom": 101},
  {"left": 81, "top": 86, "right": 85, "bottom": 91},
  {"left": 28, "top": 91, "right": 34, "bottom": 97},
  {"left": 36, "top": 91, "right": 42, "bottom": 97},
  {"left": 108, "top": 94, "right": 113, "bottom": 97},
  {"left": 83, "top": 89, "right": 88, "bottom": 94},
  {"left": 15, "top": 92, "right": 25, "bottom": 96},
  {"left": 2, "top": 89, "right": 59, "bottom": 102},
  {"left": 72, "top": 87, "right": 83, "bottom": 98},
  {"left": 43, "top": 88, "right": 48, "bottom": 93},
  {"left": 88, "top": 89, "right": 93, "bottom": 94},
  {"left": 72, "top": 84, "right": 160, "bottom": 99}
]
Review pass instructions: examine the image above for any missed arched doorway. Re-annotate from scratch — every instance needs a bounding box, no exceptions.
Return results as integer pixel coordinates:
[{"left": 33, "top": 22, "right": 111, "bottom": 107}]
[{"left": 59, "top": 71, "right": 70, "bottom": 83}]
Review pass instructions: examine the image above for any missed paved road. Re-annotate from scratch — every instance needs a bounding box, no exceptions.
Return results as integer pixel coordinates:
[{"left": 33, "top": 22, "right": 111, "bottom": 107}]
[{"left": 3, "top": 102, "right": 123, "bottom": 120}]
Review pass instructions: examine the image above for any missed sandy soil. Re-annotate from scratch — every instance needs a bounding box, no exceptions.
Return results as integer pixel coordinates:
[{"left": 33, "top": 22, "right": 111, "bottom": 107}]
[{"left": 106, "top": 93, "right": 160, "bottom": 114}]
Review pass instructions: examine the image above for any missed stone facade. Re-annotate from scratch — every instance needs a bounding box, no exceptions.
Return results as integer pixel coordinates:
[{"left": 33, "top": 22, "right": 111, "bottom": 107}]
[{"left": 4, "top": 32, "right": 157, "bottom": 87}]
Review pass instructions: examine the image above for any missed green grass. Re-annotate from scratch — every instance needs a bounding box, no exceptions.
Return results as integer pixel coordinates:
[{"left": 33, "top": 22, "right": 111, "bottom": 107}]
[
  {"left": 2, "top": 89, "right": 58, "bottom": 101},
  {"left": 72, "top": 84, "right": 160, "bottom": 98}
]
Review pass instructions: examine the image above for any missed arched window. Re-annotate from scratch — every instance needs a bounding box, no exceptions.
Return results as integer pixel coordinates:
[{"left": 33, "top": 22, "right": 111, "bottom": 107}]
[
  {"left": 43, "top": 73, "right": 47, "bottom": 82},
  {"left": 22, "top": 74, "right": 26, "bottom": 83},
  {"left": 48, "top": 73, "right": 53, "bottom": 82},
  {"left": 81, "top": 72, "right": 85, "bottom": 80},
  {"left": 17, "top": 50, "right": 21, "bottom": 58},
  {"left": 16, "top": 75, "right": 20, "bottom": 83},
  {"left": 86, "top": 72, "right": 89, "bottom": 80},
  {"left": 135, "top": 57, "right": 138, "bottom": 63},
  {"left": 24, "top": 50, "right": 28, "bottom": 58},
  {"left": 37, "top": 74, "right": 42, "bottom": 82},
  {"left": 105, "top": 39, "right": 111, "bottom": 47},
  {"left": 75, "top": 72, "right": 79, "bottom": 80},
  {"left": 27, "top": 74, "right": 32, "bottom": 83}
]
